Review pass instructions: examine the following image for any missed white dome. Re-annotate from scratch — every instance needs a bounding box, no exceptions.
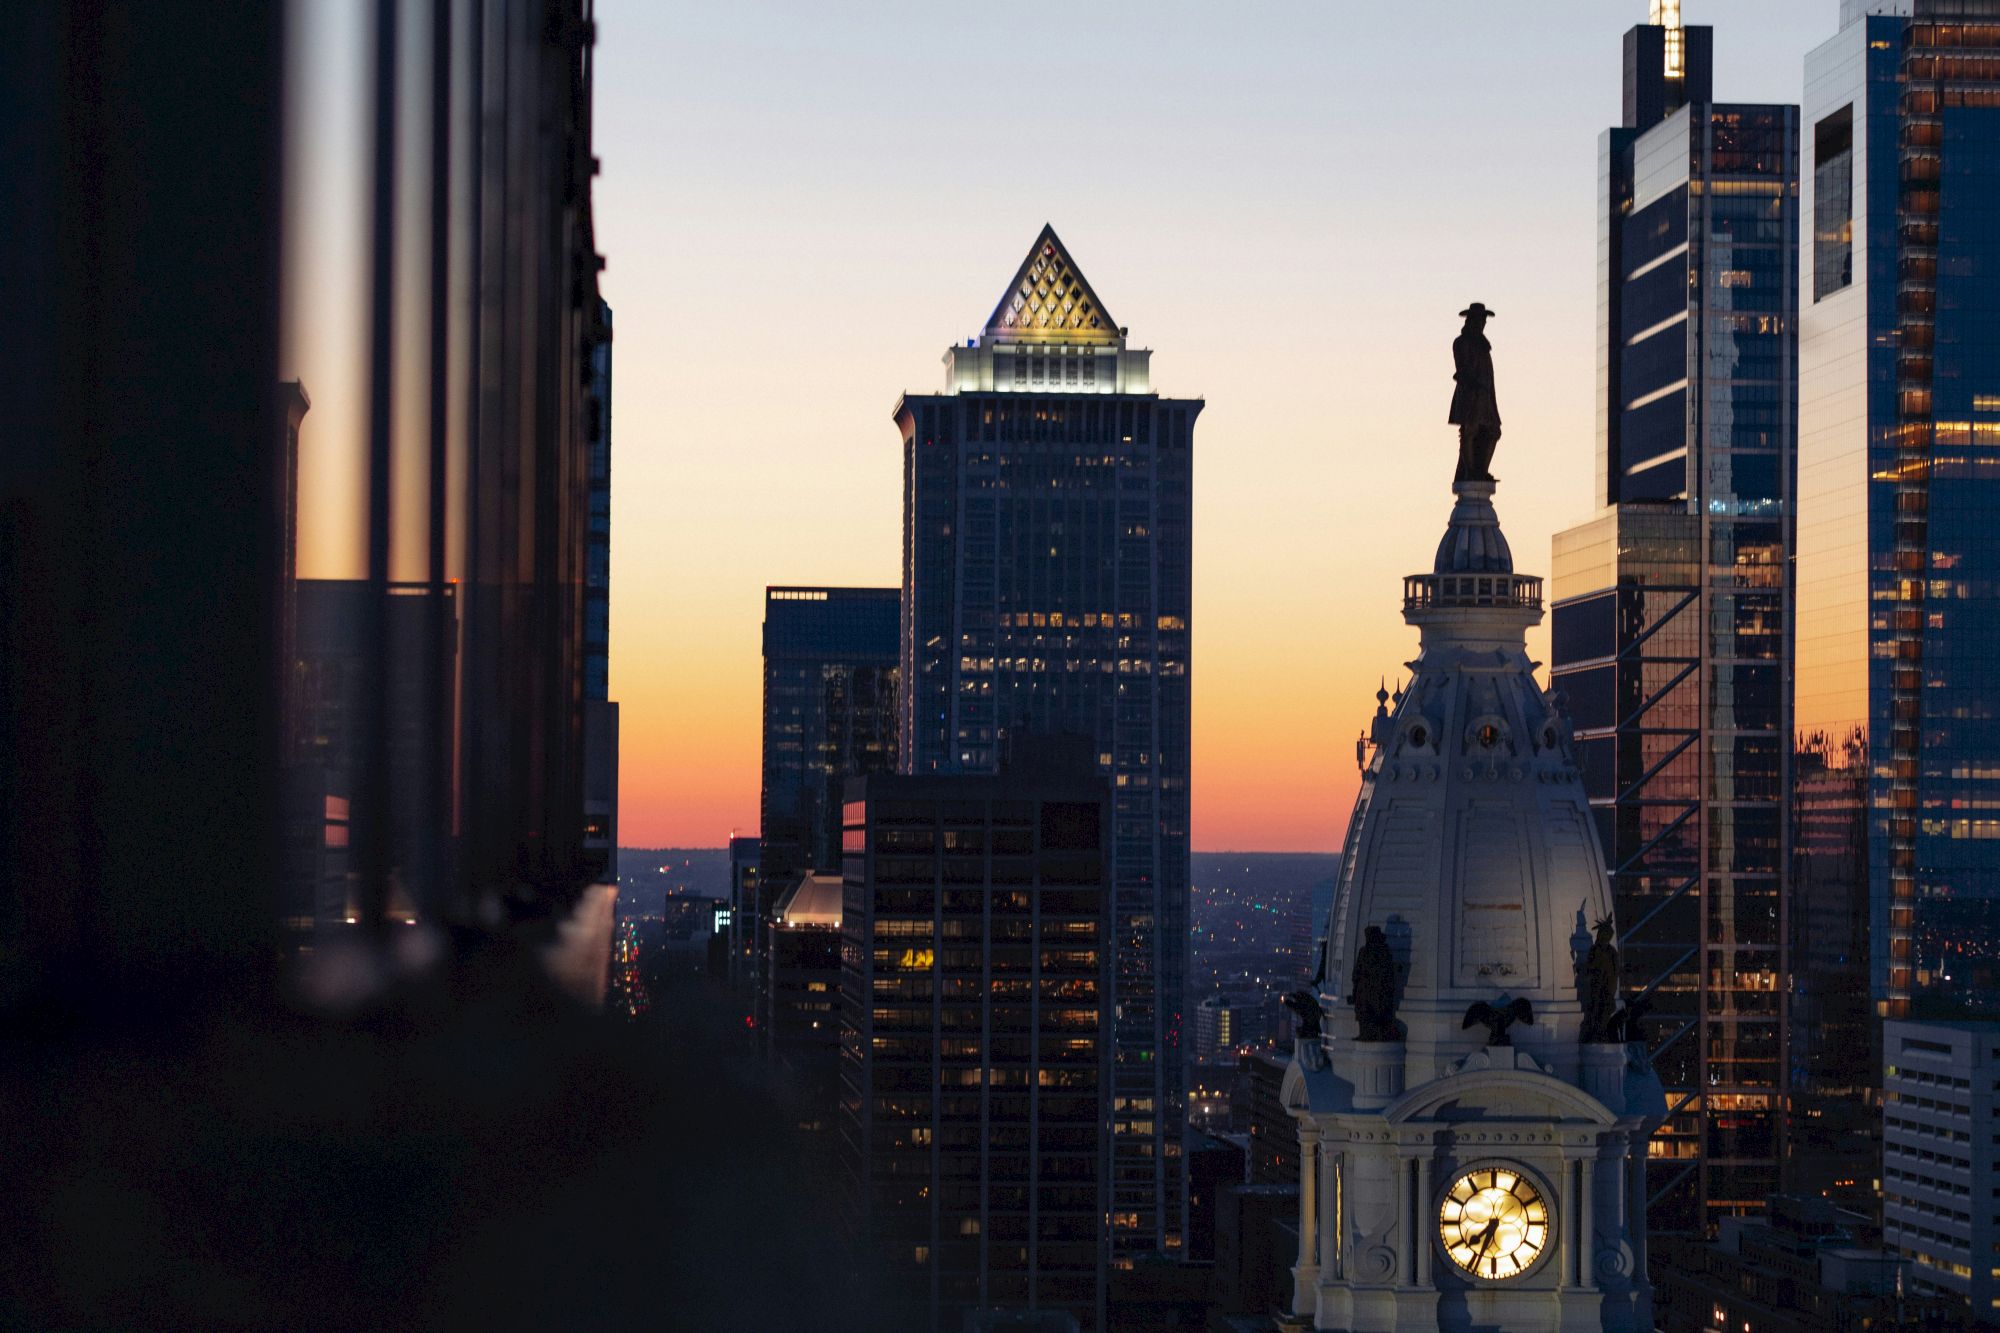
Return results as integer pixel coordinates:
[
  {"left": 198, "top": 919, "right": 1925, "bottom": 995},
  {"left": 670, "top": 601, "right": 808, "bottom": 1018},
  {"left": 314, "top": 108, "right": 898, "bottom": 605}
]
[{"left": 1321, "top": 481, "right": 1613, "bottom": 1076}]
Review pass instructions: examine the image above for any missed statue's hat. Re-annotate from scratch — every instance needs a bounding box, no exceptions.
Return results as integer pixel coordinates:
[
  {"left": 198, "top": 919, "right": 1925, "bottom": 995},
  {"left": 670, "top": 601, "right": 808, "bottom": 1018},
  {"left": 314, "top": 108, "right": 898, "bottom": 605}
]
[{"left": 1459, "top": 302, "right": 1497, "bottom": 318}]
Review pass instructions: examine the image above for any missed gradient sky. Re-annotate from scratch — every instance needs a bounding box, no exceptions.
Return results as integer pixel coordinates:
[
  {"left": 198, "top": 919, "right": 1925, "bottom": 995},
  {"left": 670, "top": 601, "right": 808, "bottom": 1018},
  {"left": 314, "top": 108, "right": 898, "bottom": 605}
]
[{"left": 292, "top": 1, "right": 1838, "bottom": 853}]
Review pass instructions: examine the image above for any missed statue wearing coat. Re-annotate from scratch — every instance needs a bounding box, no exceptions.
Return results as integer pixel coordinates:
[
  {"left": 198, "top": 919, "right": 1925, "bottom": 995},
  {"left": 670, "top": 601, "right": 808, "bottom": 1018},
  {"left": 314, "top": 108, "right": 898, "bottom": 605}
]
[{"left": 1450, "top": 302, "right": 1501, "bottom": 483}]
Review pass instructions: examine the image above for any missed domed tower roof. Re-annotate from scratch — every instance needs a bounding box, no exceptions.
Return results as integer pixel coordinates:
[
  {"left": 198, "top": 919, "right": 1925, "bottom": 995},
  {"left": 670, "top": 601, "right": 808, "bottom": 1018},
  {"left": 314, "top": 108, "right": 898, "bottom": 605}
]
[{"left": 1321, "top": 478, "right": 1611, "bottom": 1074}]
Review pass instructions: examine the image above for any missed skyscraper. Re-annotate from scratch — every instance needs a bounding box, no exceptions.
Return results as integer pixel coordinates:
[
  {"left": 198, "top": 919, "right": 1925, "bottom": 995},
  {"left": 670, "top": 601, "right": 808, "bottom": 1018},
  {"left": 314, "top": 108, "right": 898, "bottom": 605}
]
[
  {"left": 1794, "top": 0, "right": 2000, "bottom": 1198},
  {"left": 1549, "top": 7, "right": 1799, "bottom": 1233},
  {"left": 758, "top": 586, "right": 899, "bottom": 1018},
  {"left": 761, "top": 586, "right": 901, "bottom": 887},
  {"left": 896, "top": 224, "right": 1201, "bottom": 1256},
  {"left": 837, "top": 743, "right": 1112, "bottom": 1330}
]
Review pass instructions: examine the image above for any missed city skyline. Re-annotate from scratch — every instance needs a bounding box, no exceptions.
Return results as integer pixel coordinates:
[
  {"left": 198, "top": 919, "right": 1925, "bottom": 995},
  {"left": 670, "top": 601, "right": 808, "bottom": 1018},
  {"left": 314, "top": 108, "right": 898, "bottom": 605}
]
[
  {"left": 587, "top": 0, "right": 1831, "bottom": 851},
  {"left": 274, "top": 1, "right": 1833, "bottom": 852}
]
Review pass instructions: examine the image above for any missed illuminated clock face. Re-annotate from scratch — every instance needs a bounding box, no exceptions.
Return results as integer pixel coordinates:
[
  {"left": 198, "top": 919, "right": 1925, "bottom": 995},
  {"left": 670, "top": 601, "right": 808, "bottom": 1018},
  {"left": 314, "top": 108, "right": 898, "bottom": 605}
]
[{"left": 1437, "top": 1165, "right": 1551, "bottom": 1281}]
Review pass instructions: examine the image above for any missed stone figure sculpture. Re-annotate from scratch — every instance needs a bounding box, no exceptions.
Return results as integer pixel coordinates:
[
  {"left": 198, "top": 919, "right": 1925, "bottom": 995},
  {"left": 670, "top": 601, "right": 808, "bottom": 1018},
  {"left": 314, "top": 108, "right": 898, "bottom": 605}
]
[
  {"left": 1349, "top": 924, "right": 1400, "bottom": 1042},
  {"left": 1462, "top": 996, "right": 1534, "bottom": 1047},
  {"left": 1449, "top": 302, "right": 1501, "bottom": 483},
  {"left": 1580, "top": 916, "right": 1620, "bottom": 1043},
  {"left": 1610, "top": 992, "right": 1654, "bottom": 1046},
  {"left": 1282, "top": 989, "right": 1323, "bottom": 1041}
]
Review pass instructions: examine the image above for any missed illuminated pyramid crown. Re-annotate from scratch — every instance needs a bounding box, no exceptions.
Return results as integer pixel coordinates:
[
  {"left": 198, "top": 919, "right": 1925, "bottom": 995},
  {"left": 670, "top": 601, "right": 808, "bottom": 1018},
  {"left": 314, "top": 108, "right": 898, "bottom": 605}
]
[{"left": 983, "top": 224, "right": 1120, "bottom": 343}]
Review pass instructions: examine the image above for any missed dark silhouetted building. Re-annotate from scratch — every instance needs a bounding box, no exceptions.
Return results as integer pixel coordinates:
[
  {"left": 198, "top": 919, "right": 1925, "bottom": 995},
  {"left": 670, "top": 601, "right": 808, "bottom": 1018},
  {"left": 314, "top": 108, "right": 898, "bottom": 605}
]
[
  {"left": 759, "top": 586, "right": 898, "bottom": 1019},
  {"left": 1186, "top": 1133, "right": 1245, "bottom": 1265},
  {"left": 1654, "top": 1195, "right": 1961, "bottom": 1333},
  {"left": 838, "top": 743, "right": 1112, "bottom": 1330},
  {"left": 584, "top": 298, "right": 618, "bottom": 882},
  {"left": 767, "top": 871, "right": 843, "bottom": 1126},
  {"left": 728, "top": 834, "right": 760, "bottom": 992},
  {"left": 1549, "top": 5, "right": 1799, "bottom": 1234},
  {"left": 896, "top": 224, "right": 1201, "bottom": 1256},
  {"left": 1244, "top": 1050, "right": 1295, "bottom": 1188}
]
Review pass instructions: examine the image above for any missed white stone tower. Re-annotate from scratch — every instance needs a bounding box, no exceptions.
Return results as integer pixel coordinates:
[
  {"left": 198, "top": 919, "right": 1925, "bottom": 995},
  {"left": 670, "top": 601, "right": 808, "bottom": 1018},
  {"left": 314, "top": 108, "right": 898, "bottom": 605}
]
[{"left": 1282, "top": 478, "right": 1665, "bottom": 1333}]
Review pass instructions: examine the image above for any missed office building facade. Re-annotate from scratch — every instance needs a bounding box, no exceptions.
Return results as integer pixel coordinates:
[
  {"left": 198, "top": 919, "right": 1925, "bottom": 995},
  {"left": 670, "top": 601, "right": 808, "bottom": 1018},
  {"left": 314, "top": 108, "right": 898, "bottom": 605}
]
[
  {"left": 896, "top": 225, "right": 1200, "bottom": 1255},
  {"left": 1880, "top": 1018, "right": 2000, "bottom": 1318},
  {"left": 1549, "top": 9, "right": 1799, "bottom": 1232},
  {"left": 727, "top": 834, "right": 760, "bottom": 992},
  {"left": 837, "top": 748, "right": 1112, "bottom": 1330},
  {"left": 767, "top": 870, "right": 844, "bottom": 1123},
  {"left": 1796, "top": 1, "right": 2000, "bottom": 1114},
  {"left": 761, "top": 586, "right": 900, "bottom": 888},
  {"left": 759, "top": 586, "right": 899, "bottom": 1019}
]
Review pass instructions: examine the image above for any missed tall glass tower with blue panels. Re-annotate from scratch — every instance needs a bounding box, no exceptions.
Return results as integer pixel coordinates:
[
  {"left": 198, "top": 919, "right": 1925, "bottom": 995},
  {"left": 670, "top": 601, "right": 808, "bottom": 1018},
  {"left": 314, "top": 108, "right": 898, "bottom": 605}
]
[
  {"left": 1795, "top": 0, "right": 2000, "bottom": 1203},
  {"left": 1550, "top": 8, "right": 1798, "bottom": 1235},
  {"left": 895, "top": 225, "right": 1201, "bottom": 1257}
]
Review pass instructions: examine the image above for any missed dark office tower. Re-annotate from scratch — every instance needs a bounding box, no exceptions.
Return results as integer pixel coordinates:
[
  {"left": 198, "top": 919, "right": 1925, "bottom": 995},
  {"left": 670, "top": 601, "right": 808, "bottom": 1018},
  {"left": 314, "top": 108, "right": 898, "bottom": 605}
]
[
  {"left": 761, "top": 587, "right": 901, "bottom": 886},
  {"left": 728, "top": 834, "right": 761, "bottom": 992},
  {"left": 584, "top": 300, "right": 617, "bottom": 882},
  {"left": 837, "top": 743, "right": 1112, "bottom": 1331},
  {"left": 1794, "top": 0, "right": 2000, "bottom": 1192},
  {"left": 1549, "top": 7, "right": 1798, "bottom": 1235},
  {"left": 766, "top": 871, "right": 842, "bottom": 1121},
  {"left": 896, "top": 225, "right": 1200, "bottom": 1258},
  {"left": 758, "top": 587, "right": 898, "bottom": 1019}
]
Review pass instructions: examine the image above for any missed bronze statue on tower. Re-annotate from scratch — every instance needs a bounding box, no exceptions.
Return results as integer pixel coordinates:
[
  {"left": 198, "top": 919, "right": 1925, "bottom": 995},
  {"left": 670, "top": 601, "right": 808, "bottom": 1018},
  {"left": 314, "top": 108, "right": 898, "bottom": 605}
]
[{"left": 1450, "top": 302, "right": 1501, "bottom": 483}]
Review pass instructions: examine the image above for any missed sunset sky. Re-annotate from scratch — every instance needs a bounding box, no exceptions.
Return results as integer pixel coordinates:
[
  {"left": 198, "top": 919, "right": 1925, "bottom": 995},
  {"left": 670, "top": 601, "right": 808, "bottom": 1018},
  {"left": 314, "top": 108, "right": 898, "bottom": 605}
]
[{"left": 292, "top": 1, "right": 1833, "bottom": 852}]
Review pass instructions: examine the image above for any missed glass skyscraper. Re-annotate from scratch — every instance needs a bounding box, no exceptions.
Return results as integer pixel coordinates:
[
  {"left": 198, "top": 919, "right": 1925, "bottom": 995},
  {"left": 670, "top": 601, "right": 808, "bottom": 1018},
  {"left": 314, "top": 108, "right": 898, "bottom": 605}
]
[
  {"left": 1550, "top": 11, "right": 1798, "bottom": 1234},
  {"left": 896, "top": 225, "right": 1200, "bottom": 1256},
  {"left": 1794, "top": 0, "right": 2000, "bottom": 1197}
]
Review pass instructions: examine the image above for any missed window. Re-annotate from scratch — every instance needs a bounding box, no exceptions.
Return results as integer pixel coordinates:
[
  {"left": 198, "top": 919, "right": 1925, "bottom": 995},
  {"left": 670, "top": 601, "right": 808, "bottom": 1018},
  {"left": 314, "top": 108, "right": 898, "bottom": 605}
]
[{"left": 1813, "top": 105, "right": 1854, "bottom": 300}]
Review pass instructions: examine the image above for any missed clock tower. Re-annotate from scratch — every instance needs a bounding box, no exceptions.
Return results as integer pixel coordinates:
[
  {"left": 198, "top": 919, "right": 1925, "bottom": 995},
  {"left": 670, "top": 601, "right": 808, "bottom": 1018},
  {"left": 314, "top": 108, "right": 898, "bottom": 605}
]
[{"left": 1281, "top": 471, "right": 1665, "bottom": 1332}]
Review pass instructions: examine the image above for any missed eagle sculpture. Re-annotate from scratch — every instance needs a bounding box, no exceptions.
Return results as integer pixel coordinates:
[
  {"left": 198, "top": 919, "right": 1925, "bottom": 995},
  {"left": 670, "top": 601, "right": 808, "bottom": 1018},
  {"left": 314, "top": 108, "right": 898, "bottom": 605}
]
[
  {"left": 1462, "top": 996, "right": 1534, "bottom": 1047},
  {"left": 1281, "top": 989, "right": 1323, "bottom": 1041},
  {"left": 1609, "top": 993, "right": 1654, "bottom": 1045}
]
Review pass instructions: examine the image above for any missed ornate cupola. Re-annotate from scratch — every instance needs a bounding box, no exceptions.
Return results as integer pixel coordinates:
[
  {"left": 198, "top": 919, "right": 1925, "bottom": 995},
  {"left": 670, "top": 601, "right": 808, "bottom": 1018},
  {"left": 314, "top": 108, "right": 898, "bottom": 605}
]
[
  {"left": 1322, "top": 477, "right": 1603, "bottom": 1074},
  {"left": 1280, "top": 351, "right": 1664, "bottom": 1332}
]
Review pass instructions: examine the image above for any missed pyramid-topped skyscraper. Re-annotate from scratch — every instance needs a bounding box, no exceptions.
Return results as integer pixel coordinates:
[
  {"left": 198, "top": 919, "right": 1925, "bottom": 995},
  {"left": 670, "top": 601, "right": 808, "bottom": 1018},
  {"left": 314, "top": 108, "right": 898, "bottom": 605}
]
[{"left": 892, "top": 225, "right": 1203, "bottom": 1258}]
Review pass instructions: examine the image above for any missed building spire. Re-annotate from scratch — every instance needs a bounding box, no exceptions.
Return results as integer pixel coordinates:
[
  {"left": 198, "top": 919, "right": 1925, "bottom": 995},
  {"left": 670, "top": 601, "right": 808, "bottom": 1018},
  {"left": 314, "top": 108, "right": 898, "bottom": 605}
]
[{"left": 982, "top": 223, "right": 1120, "bottom": 344}]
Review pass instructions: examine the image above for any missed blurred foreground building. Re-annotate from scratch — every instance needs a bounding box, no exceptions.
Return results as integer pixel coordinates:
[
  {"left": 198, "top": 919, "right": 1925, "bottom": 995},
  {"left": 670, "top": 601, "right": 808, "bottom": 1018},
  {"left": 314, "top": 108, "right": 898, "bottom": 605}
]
[
  {"left": 0, "top": 4, "right": 810, "bottom": 1327},
  {"left": 585, "top": 299, "right": 619, "bottom": 882}
]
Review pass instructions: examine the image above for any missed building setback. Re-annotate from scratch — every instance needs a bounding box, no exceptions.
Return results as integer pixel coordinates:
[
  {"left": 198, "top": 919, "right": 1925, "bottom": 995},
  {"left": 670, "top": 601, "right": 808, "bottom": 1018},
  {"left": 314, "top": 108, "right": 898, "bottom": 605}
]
[
  {"left": 896, "top": 224, "right": 1200, "bottom": 1255},
  {"left": 1793, "top": 3, "right": 2000, "bottom": 1205},
  {"left": 837, "top": 744, "right": 1112, "bottom": 1331},
  {"left": 1549, "top": 6, "right": 1799, "bottom": 1234}
]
